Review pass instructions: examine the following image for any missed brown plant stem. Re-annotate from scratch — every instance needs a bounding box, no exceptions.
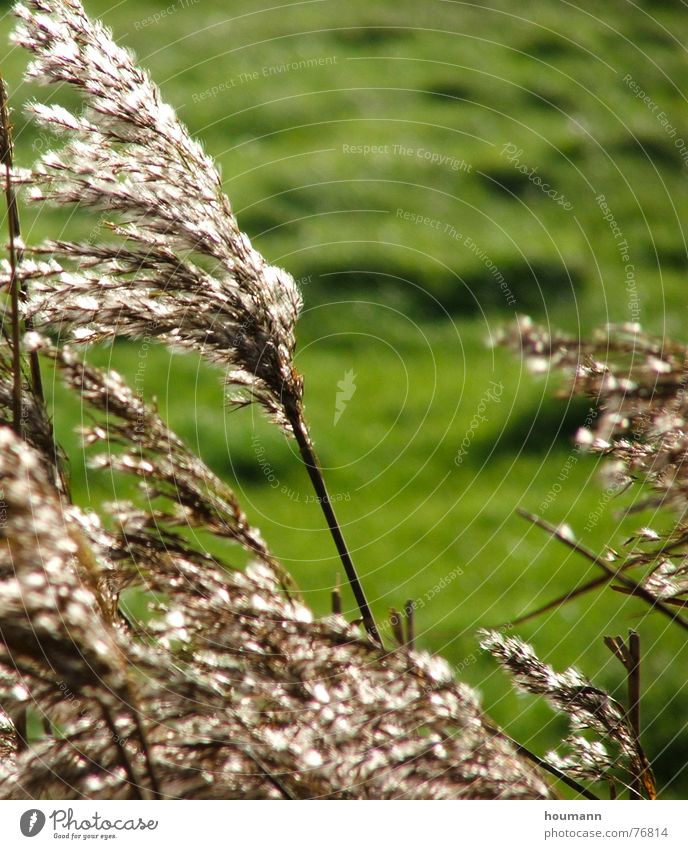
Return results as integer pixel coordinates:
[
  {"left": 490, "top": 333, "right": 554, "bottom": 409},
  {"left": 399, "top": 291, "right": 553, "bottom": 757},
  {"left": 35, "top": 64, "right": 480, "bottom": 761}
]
[
  {"left": 627, "top": 632, "right": 643, "bottom": 798},
  {"left": 507, "top": 527, "right": 688, "bottom": 627},
  {"left": 237, "top": 744, "right": 296, "bottom": 800},
  {"left": 604, "top": 631, "right": 655, "bottom": 799},
  {"left": 99, "top": 703, "right": 145, "bottom": 800},
  {"left": 611, "top": 585, "right": 688, "bottom": 607},
  {"left": 331, "top": 575, "right": 342, "bottom": 615},
  {"left": 501, "top": 732, "right": 599, "bottom": 800},
  {"left": 128, "top": 703, "right": 161, "bottom": 799},
  {"left": 0, "top": 79, "right": 22, "bottom": 435},
  {"left": 1, "top": 76, "right": 27, "bottom": 754},
  {"left": 0, "top": 77, "right": 44, "bottom": 412},
  {"left": 285, "top": 398, "right": 381, "bottom": 645},
  {"left": 517, "top": 509, "right": 688, "bottom": 633},
  {"left": 404, "top": 598, "right": 415, "bottom": 649},
  {"left": 389, "top": 608, "right": 405, "bottom": 647}
]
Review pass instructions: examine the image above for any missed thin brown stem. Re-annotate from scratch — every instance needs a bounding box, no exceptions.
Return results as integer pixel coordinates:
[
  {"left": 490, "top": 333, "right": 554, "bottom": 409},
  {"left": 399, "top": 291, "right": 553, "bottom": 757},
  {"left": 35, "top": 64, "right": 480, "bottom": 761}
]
[
  {"left": 129, "top": 705, "right": 161, "bottom": 799},
  {"left": 285, "top": 398, "right": 381, "bottom": 645},
  {"left": 404, "top": 598, "right": 415, "bottom": 650},
  {"left": 501, "top": 732, "right": 599, "bottom": 800},
  {"left": 331, "top": 574, "right": 342, "bottom": 615},
  {"left": 1, "top": 85, "right": 21, "bottom": 434},
  {"left": 517, "top": 509, "right": 688, "bottom": 633},
  {"left": 237, "top": 744, "right": 296, "bottom": 799},
  {"left": 1, "top": 77, "right": 48, "bottom": 437},
  {"left": 99, "top": 703, "right": 145, "bottom": 800},
  {"left": 509, "top": 532, "right": 688, "bottom": 627},
  {"left": 505, "top": 575, "right": 610, "bottom": 627},
  {"left": 389, "top": 608, "right": 405, "bottom": 646},
  {"left": 604, "top": 631, "right": 654, "bottom": 799},
  {"left": 611, "top": 585, "right": 688, "bottom": 607},
  {"left": 13, "top": 707, "right": 28, "bottom": 753},
  {"left": 628, "top": 631, "right": 642, "bottom": 799}
]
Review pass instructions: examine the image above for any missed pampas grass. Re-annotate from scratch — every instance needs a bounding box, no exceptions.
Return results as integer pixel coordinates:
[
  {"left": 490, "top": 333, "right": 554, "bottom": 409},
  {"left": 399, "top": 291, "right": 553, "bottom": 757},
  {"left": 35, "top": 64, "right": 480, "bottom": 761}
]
[
  {"left": 8, "top": 0, "right": 379, "bottom": 642},
  {"left": 0, "top": 375, "right": 551, "bottom": 798},
  {"left": 2, "top": 0, "right": 686, "bottom": 802},
  {"left": 0, "top": 0, "right": 556, "bottom": 798}
]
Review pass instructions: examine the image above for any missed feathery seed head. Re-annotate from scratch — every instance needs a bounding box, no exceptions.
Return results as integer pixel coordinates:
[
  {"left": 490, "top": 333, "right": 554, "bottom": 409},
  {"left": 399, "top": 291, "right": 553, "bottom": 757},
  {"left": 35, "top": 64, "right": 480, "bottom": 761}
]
[{"left": 10, "top": 0, "right": 303, "bottom": 431}]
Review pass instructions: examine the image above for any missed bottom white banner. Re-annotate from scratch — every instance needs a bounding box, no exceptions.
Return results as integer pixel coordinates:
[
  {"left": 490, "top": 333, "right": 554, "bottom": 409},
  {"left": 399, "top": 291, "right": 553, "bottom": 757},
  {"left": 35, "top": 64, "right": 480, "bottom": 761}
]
[{"left": 0, "top": 800, "right": 687, "bottom": 849}]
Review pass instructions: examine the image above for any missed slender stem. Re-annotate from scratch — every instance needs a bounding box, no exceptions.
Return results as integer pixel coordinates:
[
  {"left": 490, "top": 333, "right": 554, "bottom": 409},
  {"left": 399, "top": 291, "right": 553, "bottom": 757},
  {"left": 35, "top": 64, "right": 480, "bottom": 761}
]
[
  {"left": 13, "top": 707, "right": 28, "bottom": 752},
  {"left": 331, "top": 574, "right": 342, "bottom": 615},
  {"left": 611, "top": 586, "right": 688, "bottom": 607},
  {"left": 1, "top": 77, "right": 47, "bottom": 434},
  {"left": 1, "top": 79, "right": 23, "bottom": 434},
  {"left": 1, "top": 77, "right": 67, "bottom": 496},
  {"left": 502, "top": 733, "right": 599, "bottom": 800},
  {"left": 404, "top": 598, "right": 415, "bottom": 649},
  {"left": 506, "top": 574, "right": 612, "bottom": 627},
  {"left": 237, "top": 744, "right": 296, "bottom": 799},
  {"left": 129, "top": 705, "right": 161, "bottom": 799},
  {"left": 604, "top": 631, "right": 654, "bottom": 799},
  {"left": 517, "top": 509, "right": 688, "bottom": 633},
  {"left": 503, "top": 526, "right": 688, "bottom": 628},
  {"left": 628, "top": 630, "right": 642, "bottom": 800},
  {"left": 285, "top": 399, "right": 381, "bottom": 645},
  {"left": 2, "top": 174, "right": 21, "bottom": 434},
  {"left": 99, "top": 703, "right": 145, "bottom": 800},
  {"left": 389, "top": 608, "right": 405, "bottom": 646}
]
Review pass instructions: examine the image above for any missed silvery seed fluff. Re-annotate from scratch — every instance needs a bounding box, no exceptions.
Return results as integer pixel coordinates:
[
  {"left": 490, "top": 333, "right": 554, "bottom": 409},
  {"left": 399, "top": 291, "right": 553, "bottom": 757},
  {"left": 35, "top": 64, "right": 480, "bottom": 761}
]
[
  {"left": 479, "top": 629, "right": 652, "bottom": 793},
  {"left": 0, "top": 420, "right": 551, "bottom": 799},
  {"left": 10, "top": 0, "right": 303, "bottom": 432}
]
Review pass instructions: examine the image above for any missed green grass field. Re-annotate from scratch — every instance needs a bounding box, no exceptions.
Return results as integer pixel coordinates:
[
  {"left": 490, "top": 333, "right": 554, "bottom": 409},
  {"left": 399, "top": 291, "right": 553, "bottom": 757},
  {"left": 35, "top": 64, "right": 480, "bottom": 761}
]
[{"left": 2, "top": 0, "right": 687, "bottom": 797}]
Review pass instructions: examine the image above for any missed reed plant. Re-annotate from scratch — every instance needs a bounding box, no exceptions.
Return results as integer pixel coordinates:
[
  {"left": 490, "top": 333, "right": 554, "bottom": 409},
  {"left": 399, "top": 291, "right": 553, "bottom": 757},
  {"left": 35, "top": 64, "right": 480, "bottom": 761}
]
[{"left": 0, "top": 0, "right": 684, "bottom": 800}]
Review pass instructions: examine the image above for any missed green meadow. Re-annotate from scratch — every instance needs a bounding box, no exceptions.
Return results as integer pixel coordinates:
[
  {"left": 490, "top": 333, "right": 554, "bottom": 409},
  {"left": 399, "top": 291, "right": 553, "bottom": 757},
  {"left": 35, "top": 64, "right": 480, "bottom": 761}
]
[{"left": 2, "top": 0, "right": 687, "bottom": 796}]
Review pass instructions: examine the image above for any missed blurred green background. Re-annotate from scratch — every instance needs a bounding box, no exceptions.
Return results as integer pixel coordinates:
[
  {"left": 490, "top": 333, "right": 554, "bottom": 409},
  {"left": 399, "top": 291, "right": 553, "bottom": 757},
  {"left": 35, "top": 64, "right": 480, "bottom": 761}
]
[{"left": 2, "top": 0, "right": 688, "bottom": 797}]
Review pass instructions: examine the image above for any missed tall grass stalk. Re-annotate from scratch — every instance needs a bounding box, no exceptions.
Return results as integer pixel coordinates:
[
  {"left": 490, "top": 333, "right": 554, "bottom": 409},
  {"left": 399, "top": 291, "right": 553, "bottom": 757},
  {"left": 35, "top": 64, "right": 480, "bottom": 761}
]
[{"left": 9, "top": 0, "right": 378, "bottom": 639}]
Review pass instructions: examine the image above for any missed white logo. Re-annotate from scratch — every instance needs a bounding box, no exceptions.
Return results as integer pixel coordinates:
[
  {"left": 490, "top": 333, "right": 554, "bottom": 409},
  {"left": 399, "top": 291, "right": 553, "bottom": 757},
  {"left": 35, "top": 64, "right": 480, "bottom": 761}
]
[
  {"left": 20, "top": 810, "right": 46, "bottom": 837},
  {"left": 334, "top": 369, "right": 356, "bottom": 426}
]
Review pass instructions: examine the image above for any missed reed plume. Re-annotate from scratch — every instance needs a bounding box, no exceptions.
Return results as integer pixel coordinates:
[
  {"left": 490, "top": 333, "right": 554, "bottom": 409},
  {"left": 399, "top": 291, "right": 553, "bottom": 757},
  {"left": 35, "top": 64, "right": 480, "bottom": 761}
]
[
  {"left": 9, "top": 0, "right": 379, "bottom": 641},
  {"left": 480, "top": 629, "right": 654, "bottom": 796},
  {"left": 0, "top": 1, "right": 607, "bottom": 802},
  {"left": 0, "top": 355, "right": 550, "bottom": 798},
  {"left": 499, "top": 316, "right": 688, "bottom": 617}
]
